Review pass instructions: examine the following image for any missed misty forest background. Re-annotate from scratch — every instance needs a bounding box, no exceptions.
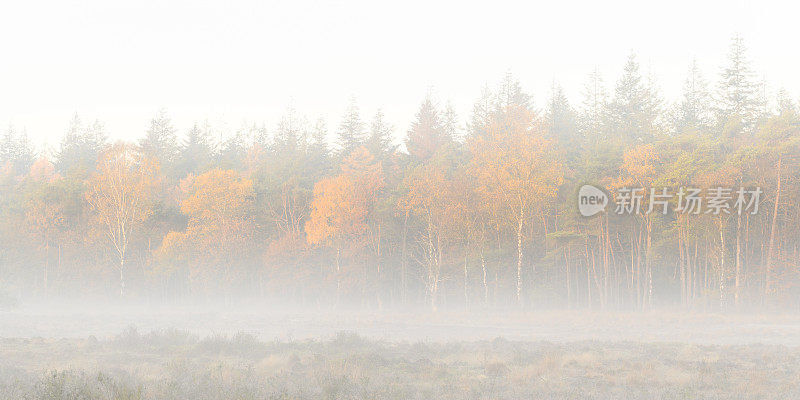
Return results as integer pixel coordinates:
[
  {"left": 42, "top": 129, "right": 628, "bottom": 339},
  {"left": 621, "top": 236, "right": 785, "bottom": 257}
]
[{"left": 1, "top": 36, "right": 799, "bottom": 312}]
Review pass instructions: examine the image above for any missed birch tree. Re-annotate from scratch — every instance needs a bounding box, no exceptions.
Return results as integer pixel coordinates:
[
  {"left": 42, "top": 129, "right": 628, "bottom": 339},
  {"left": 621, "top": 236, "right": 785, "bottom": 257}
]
[{"left": 86, "top": 143, "right": 158, "bottom": 296}]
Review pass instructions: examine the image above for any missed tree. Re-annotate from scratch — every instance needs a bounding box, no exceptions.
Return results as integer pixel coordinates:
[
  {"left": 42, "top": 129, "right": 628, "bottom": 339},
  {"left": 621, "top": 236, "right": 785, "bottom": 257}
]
[
  {"left": 308, "top": 118, "right": 332, "bottom": 175},
  {"left": 365, "top": 110, "right": 396, "bottom": 158},
  {"left": 611, "top": 143, "right": 662, "bottom": 309},
  {"left": 336, "top": 98, "right": 366, "bottom": 156},
  {"left": 1, "top": 125, "right": 35, "bottom": 176},
  {"left": 259, "top": 108, "right": 315, "bottom": 239},
  {"left": 310, "top": 118, "right": 330, "bottom": 158},
  {"left": 139, "top": 109, "right": 178, "bottom": 176},
  {"left": 176, "top": 123, "right": 214, "bottom": 178},
  {"left": 253, "top": 107, "right": 322, "bottom": 298},
  {"left": 579, "top": 68, "right": 608, "bottom": 142},
  {"left": 181, "top": 169, "right": 258, "bottom": 289},
  {"left": 86, "top": 143, "right": 159, "bottom": 296},
  {"left": 273, "top": 106, "right": 308, "bottom": 155},
  {"left": 306, "top": 147, "right": 384, "bottom": 304},
  {"left": 217, "top": 128, "right": 247, "bottom": 170},
  {"left": 441, "top": 102, "right": 461, "bottom": 142},
  {"left": 23, "top": 158, "right": 67, "bottom": 297},
  {"left": 496, "top": 72, "right": 531, "bottom": 111},
  {"left": 405, "top": 95, "right": 450, "bottom": 161},
  {"left": 56, "top": 115, "right": 107, "bottom": 177},
  {"left": 400, "top": 147, "right": 462, "bottom": 311},
  {"left": 470, "top": 103, "right": 563, "bottom": 307},
  {"left": 607, "top": 53, "right": 661, "bottom": 143},
  {"left": 245, "top": 122, "right": 269, "bottom": 149},
  {"left": 547, "top": 82, "right": 580, "bottom": 163},
  {"left": 776, "top": 89, "right": 798, "bottom": 118},
  {"left": 467, "top": 85, "right": 495, "bottom": 139},
  {"left": 673, "top": 60, "right": 713, "bottom": 133},
  {"left": 659, "top": 132, "right": 721, "bottom": 307},
  {"left": 716, "top": 35, "right": 760, "bottom": 136},
  {"left": 753, "top": 115, "right": 800, "bottom": 300}
]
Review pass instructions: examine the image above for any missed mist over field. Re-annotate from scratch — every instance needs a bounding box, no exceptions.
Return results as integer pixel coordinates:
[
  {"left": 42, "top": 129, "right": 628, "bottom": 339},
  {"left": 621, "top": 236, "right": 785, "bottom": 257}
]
[{"left": 3, "top": 0, "right": 800, "bottom": 397}]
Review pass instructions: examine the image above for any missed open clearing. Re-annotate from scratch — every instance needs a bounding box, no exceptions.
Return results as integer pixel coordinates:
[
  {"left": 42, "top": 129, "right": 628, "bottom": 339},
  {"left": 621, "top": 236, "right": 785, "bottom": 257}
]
[
  {"left": 1, "top": 328, "right": 799, "bottom": 399},
  {"left": 3, "top": 306, "right": 800, "bottom": 344},
  {"left": 2, "top": 307, "right": 800, "bottom": 399}
]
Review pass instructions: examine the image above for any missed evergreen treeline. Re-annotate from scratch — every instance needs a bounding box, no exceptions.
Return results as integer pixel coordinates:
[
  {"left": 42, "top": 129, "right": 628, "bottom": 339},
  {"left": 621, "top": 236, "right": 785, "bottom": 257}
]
[{"left": 1, "top": 37, "right": 799, "bottom": 311}]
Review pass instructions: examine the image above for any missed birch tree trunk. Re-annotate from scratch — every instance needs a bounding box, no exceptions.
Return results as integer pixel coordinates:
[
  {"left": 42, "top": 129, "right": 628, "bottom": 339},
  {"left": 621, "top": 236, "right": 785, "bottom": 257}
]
[
  {"left": 516, "top": 207, "right": 524, "bottom": 308},
  {"left": 735, "top": 212, "right": 742, "bottom": 307},
  {"left": 765, "top": 157, "right": 782, "bottom": 300},
  {"left": 481, "top": 249, "right": 488, "bottom": 306}
]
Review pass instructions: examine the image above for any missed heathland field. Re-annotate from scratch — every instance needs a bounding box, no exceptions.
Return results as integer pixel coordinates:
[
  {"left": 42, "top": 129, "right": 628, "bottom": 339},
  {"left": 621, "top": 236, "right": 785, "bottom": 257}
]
[{"left": 1, "top": 309, "right": 800, "bottom": 399}]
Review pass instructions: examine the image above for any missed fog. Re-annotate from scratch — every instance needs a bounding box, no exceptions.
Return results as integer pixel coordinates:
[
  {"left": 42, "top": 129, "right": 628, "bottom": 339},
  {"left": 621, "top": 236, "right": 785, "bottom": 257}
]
[
  {"left": 3, "top": 1, "right": 800, "bottom": 397},
  {"left": 5, "top": 303, "right": 800, "bottom": 346}
]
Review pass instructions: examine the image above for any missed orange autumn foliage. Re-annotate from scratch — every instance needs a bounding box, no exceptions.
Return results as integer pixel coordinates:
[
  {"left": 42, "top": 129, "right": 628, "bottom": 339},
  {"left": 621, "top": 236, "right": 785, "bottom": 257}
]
[{"left": 306, "top": 147, "right": 384, "bottom": 249}]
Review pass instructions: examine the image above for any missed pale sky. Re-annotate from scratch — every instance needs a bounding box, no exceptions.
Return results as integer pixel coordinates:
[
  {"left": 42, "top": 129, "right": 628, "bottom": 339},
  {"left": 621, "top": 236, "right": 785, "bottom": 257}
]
[{"left": 1, "top": 0, "right": 797, "bottom": 150}]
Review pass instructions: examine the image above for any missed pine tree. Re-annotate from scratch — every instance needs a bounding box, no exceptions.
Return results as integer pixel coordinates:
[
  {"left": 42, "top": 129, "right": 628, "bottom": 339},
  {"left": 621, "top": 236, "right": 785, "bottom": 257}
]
[
  {"left": 247, "top": 122, "right": 269, "bottom": 149},
  {"left": 81, "top": 119, "right": 108, "bottom": 160},
  {"left": 496, "top": 72, "right": 531, "bottom": 111},
  {"left": 441, "top": 102, "right": 461, "bottom": 142},
  {"left": 336, "top": 97, "right": 365, "bottom": 155},
  {"left": 366, "top": 110, "right": 396, "bottom": 157},
  {"left": 311, "top": 118, "right": 329, "bottom": 157},
  {"left": 273, "top": 106, "right": 308, "bottom": 154},
  {"left": 217, "top": 128, "right": 246, "bottom": 170},
  {"left": 16, "top": 129, "right": 35, "bottom": 174},
  {"left": 140, "top": 109, "right": 179, "bottom": 175},
  {"left": 0, "top": 125, "right": 35, "bottom": 176},
  {"left": 716, "top": 35, "right": 759, "bottom": 136},
  {"left": 405, "top": 95, "right": 449, "bottom": 161},
  {"left": 776, "top": 88, "right": 798, "bottom": 117},
  {"left": 673, "top": 59, "right": 713, "bottom": 133},
  {"left": 177, "top": 123, "right": 213, "bottom": 177},
  {"left": 308, "top": 118, "right": 332, "bottom": 176},
  {"left": 579, "top": 68, "right": 607, "bottom": 141},
  {"left": 608, "top": 52, "right": 660, "bottom": 143},
  {"left": 0, "top": 125, "right": 16, "bottom": 169},
  {"left": 467, "top": 85, "right": 495, "bottom": 139},
  {"left": 55, "top": 114, "right": 107, "bottom": 176},
  {"left": 756, "top": 77, "right": 770, "bottom": 123},
  {"left": 547, "top": 82, "right": 578, "bottom": 143}
]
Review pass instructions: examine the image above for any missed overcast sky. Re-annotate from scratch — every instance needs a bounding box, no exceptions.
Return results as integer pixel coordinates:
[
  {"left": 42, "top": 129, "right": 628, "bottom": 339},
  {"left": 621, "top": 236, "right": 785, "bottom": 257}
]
[{"left": 0, "top": 0, "right": 797, "bottom": 150}]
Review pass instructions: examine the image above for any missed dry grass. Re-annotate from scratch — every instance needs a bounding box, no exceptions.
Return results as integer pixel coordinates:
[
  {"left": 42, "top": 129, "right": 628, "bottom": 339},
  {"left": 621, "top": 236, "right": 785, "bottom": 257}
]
[{"left": 1, "top": 329, "right": 799, "bottom": 399}]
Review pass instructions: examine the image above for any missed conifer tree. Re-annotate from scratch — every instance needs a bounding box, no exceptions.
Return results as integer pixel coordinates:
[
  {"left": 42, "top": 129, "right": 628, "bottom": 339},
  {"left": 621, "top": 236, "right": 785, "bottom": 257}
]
[
  {"left": 608, "top": 53, "right": 660, "bottom": 143},
  {"left": 496, "top": 72, "right": 531, "bottom": 111},
  {"left": 140, "top": 110, "right": 178, "bottom": 164},
  {"left": 55, "top": 115, "right": 107, "bottom": 176},
  {"left": 336, "top": 97, "right": 365, "bottom": 155},
  {"left": 467, "top": 85, "right": 495, "bottom": 139},
  {"left": 177, "top": 123, "right": 214, "bottom": 177},
  {"left": 405, "top": 95, "right": 449, "bottom": 161},
  {"left": 717, "top": 35, "right": 760, "bottom": 136},
  {"left": 579, "top": 68, "right": 607, "bottom": 141},
  {"left": 366, "top": 110, "right": 396, "bottom": 158},
  {"left": 0, "top": 125, "right": 35, "bottom": 176},
  {"left": 673, "top": 60, "right": 713, "bottom": 133}
]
